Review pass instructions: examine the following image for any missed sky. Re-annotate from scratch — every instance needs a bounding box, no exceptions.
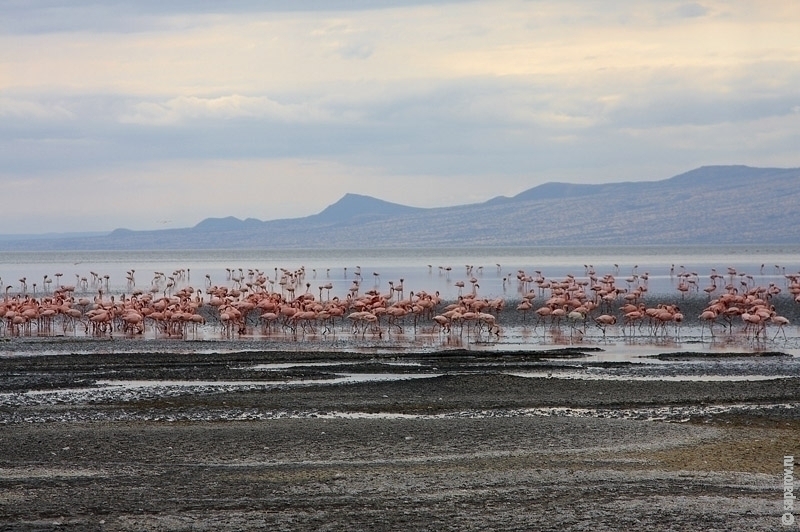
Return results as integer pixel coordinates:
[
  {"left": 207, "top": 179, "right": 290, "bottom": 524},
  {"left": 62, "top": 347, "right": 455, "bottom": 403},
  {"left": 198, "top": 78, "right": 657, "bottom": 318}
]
[{"left": 1, "top": 0, "right": 799, "bottom": 234}]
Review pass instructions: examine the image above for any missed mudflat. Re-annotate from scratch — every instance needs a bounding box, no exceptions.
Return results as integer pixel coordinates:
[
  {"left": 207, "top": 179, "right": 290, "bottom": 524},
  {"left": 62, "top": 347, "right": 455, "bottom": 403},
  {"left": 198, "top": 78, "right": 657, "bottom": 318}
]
[{"left": 1, "top": 343, "right": 798, "bottom": 531}]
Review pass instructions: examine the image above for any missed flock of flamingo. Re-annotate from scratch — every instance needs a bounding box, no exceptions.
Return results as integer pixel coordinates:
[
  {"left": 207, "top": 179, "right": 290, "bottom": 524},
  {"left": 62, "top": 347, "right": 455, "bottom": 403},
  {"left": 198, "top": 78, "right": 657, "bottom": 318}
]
[{"left": 0, "top": 262, "right": 798, "bottom": 344}]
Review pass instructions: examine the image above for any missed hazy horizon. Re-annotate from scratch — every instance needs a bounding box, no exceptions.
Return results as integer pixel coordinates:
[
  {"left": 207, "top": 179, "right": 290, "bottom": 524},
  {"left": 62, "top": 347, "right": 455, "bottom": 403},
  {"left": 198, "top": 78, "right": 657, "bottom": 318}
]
[
  {"left": 0, "top": 167, "right": 724, "bottom": 236},
  {"left": 3, "top": 1, "right": 799, "bottom": 234}
]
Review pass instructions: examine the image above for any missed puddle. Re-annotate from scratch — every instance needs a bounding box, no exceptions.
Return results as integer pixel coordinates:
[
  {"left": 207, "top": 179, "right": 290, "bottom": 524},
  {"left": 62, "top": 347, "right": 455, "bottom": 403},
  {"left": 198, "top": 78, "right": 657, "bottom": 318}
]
[
  {"left": 247, "top": 362, "right": 354, "bottom": 370},
  {"left": 0, "top": 373, "right": 442, "bottom": 397},
  {"left": 506, "top": 371, "right": 794, "bottom": 382},
  {"left": 247, "top": 361, "right": 423, "bottom": 370},
  {"left": 0, "top": 373, "right": 444, "bottom": 410},
  {"left": 94, "top": 373, "right": 441, "bottom": 389}
]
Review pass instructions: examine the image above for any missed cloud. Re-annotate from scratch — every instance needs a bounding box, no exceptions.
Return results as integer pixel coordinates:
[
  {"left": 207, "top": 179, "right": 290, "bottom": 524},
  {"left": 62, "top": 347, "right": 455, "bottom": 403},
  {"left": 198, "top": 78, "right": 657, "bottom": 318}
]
[
  {"left": 1, "top": 0, "right": 800, "bottom": 234},
  {"left": 0, "top": 97, "right": 74, "bottom": 120},
  {"left": 118, "top": 94, "right": 333, "bottom": 125},
  {"left": 0, "top": 0, "right": 475, "bottom": 35},
  {"left": 673, "top": 3, "right": 710, "bottom": 18},
  {"left": 336, "top": 41, "right": 375, "bottom": 60}
]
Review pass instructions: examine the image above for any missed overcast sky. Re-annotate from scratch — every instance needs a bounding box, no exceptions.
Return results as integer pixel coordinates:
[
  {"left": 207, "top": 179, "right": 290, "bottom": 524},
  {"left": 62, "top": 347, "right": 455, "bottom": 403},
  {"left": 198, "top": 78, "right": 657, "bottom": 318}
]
[{"left": 2, "top": 0, "right": 798, "bottom": 234}]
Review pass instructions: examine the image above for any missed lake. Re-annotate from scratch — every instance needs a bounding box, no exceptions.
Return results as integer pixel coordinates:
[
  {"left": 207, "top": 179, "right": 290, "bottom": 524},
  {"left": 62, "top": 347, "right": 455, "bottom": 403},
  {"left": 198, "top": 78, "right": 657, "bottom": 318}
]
[{"left": 1, "top": 244, "right": 798, "bottom": 301}]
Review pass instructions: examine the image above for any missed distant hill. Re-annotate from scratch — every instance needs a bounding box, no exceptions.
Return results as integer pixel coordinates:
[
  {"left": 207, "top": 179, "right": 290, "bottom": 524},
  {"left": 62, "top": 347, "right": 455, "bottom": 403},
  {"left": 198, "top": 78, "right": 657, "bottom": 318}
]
[
  {"left": 310, "top": 193, "right": 425, "bottom": 224},
  {"left": 1, "top": 165, "right": 798, "bottom": 250}
]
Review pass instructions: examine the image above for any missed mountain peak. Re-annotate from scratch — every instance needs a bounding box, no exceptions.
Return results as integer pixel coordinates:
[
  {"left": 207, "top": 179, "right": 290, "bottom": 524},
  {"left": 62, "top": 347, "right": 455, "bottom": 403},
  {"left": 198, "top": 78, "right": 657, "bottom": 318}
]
[{"left": 313, "top": 193, "right": 424, "bottom": 224}]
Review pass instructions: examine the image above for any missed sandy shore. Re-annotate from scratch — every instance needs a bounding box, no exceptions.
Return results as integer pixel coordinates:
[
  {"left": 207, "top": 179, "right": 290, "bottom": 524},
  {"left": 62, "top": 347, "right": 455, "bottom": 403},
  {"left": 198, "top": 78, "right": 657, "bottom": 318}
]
[{"left": 1, "top": 342, "right": 799, "bottom": 531}]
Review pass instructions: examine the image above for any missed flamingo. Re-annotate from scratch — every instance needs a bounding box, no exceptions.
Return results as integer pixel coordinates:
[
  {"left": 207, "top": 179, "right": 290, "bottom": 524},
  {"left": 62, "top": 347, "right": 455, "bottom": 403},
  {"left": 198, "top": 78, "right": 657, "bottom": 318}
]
[
  {"left": 594, "top": 314, "right": 616, "bottom": 338},
  {"left": 432, "top": 314, "right": 450, "bottom": 334},
  {"left": 698, "top": 309, "right": 718, "bottom": 340},
  {"left": 770, "top": 313, "right": 790, "bottom": 341}
]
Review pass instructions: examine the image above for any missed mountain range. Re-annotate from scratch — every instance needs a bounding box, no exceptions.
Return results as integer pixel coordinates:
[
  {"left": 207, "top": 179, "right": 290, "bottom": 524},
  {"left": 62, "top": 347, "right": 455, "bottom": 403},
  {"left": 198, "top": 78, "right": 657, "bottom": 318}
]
[{"left": 1, "top": 165, "right": 798, "bottom": 250}]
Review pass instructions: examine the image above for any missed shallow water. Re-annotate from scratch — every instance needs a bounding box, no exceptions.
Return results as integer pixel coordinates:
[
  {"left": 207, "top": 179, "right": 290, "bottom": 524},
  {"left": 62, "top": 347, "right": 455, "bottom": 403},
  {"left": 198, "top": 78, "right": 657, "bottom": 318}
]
[
  {"left": 93, "top": 373, "right": 442, "bottom": 389},
  {"left": 2, "top": 244, "right": 798, "bottom": 301},
  {"left": 247, "top": 361, "right": 424, "bottom": 371},
  {"left": 506, "top": 371, "right": 794, "bottom": 382}
]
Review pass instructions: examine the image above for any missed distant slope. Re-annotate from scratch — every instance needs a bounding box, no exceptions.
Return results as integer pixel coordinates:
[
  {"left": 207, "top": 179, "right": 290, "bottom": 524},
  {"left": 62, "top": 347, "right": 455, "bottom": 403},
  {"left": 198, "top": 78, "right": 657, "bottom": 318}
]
[
  {"left": 664, "top": 164, "right": 793, "bottom": 186},
  {"left": 1, "top": 165, "right": 798, "bottom": 250},
  {"left": 511, "top": 181, "right": 612, "bottom": 201},
  {"left": 192, "top": 217, "right": 265, "bottom": 232}
]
